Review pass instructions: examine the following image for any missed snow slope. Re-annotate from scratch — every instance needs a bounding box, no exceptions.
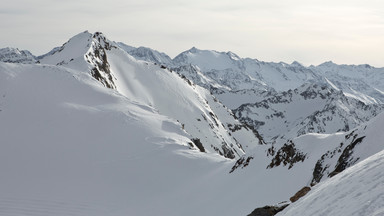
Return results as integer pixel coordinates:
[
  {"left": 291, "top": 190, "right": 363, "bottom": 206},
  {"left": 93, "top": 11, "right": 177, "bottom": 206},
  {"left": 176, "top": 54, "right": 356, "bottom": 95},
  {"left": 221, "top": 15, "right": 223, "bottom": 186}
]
[
  {"left": 280, "top": 149, "right": 384, "bottom": 216},
  {"left": 0, "top": 62, "right": 205, "bottom": 216},
  {"left": 39, "top": 31, "right": 92, "bottom": 71},
  {"left": 39, "top": 31, "right": 262, "bottom": 158},
  {"left": 107, "top": 45, "right": 262, "bottom": 156},
  {"left": 0, "top": 61, "right": 323, "bottom": 216}
]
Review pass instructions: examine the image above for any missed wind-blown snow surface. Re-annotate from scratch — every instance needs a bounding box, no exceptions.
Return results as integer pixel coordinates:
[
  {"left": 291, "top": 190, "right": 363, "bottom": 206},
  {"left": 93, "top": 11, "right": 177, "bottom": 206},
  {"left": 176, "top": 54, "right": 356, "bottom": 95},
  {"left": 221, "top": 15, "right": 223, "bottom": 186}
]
[
  {"left": 280, "top": 150, "right": 384, "bottom": 216},
  {"left": 0, "top": 62, "right": 192, "bottom": 215},
  {"left": 0, "top": 62, "right": 320, "bottom": 216}
]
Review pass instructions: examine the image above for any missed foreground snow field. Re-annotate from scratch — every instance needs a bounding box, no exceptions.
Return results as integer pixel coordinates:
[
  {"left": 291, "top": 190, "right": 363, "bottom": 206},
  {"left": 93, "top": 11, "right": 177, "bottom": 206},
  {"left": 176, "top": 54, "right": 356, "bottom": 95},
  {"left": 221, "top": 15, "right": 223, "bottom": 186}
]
[{"left": 280, "top": 150, "right": 384, "bottom": 216}]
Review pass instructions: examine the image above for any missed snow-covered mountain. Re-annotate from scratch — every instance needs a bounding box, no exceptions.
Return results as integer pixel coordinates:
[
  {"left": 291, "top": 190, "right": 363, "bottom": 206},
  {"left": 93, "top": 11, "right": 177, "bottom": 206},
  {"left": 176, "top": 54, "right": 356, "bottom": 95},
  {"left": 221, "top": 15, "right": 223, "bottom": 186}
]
[
  {"left": 267, "top": 109, "right": 384, "bottom": 186},
  {"left": 35, "top": 41, "right": 384, "bottom": 106},
  {"left": 117, "top": 42, "right": 174, "bottom": 66},
  {"left": 0, "top": 34, "right": 265, "bottom": 215},
  {"left": 5, "top": 57, "right": 381, "bottom": 216},
  {"left": 122, "top": 45, "right": 384, "bottom": 144},
  {"left": 114, "top": 42, "right": 384, "bottom": 106},
  {"left": 232, "top": 110, "right": 384, "bottom": 183},
  {"left": 1, "top": 31, "right": 383, "bottom": 216},
  {"left": 172, "top": 48, "right": 319, "bottom": 92},
  {"left": 0, "top": 47, "right": 36, "bottom": 63},
  {"left": 231, "top": 92, "right": 384, "bottom": 190},
  {"left": 39, "top": 31, "right": 262, "bottom": 158},
  {"left": 237, "top": 110, "right": 384, "bottom": 215},
  {"left": 0, "top": 38, "right": 312, "bottom": 216},
  {"left": 234, "top": 83, "right": 383, "bottom": 142},
  {"left": 312, "top": 61, "right": 384, "bottom": 104},
  {"left": 0, "top": 61, "right": 234, "bottom": 216},
  {"left": 168, "top": 47, "right": 384, "bottom": 104}
]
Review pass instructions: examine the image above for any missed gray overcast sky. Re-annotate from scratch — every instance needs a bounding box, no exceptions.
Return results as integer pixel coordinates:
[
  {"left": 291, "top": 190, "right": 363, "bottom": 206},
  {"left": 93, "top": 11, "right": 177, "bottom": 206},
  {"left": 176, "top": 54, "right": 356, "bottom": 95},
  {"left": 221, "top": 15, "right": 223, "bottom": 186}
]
[{"left": 1, "top": 0, "right": 383, "bottom": 66}]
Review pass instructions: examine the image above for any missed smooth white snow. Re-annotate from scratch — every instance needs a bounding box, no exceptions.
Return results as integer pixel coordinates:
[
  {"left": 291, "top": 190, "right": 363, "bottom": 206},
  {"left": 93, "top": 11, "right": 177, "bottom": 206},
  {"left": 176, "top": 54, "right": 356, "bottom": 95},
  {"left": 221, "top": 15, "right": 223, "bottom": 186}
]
[{"left": 281, "top": 150, "right": 384, "bottom": 216}]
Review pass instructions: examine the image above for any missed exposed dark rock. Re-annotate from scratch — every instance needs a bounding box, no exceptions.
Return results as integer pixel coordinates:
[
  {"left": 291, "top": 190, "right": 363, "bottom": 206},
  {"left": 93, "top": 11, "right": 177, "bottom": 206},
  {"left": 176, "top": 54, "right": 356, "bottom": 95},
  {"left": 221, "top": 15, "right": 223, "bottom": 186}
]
[
  {"left": 290, "top": 186, "right": 311, "bottom": 202},
  {"left": 211, "top": 143, "right": 237, "bottom": 159},
  {"left": 83, "top": 32, "right": 119, "bottom": 89},
  {"left": 229, "top": 156, "right": 254, "bottom": 173},
  {"left": 310, "top": 130, "right": 366, "bottom": 185},
  {"left": 179, "top": 74, "right": 193, "bottom": 86},
  {"left": 310, "top": 142, "right": 344, "bottom": 186},
  {"left": 86, "top": 48, "right": 115, "bottom": 88},
  {"left": 311, "top": 159, "right": 328, "bottom": 186},
  {"left": 267, "top": 141, "right": 306, "bottom": 169},
  {"left": 227, "top": 123, "right": 244, "bottom": 132},
  {"left": 242, "top": 122, "right": 265, "bottom": 145},
  {"left": 300, "top": 84, "right": 333, "bottom": 100},
  {"left": 191, "top": 138, "right": 205, "bottom": 152},
  {"left": 247, "top": 204, "right": 289, "bottom": 216},
  {"left": 345, "top": 130, "right": 357, "bottom": 140},
  {"left": 329, "top": 136, "right": 365, "bottom": 177},
  {"left": 209, "top": 111, "right": 219, "bottom": 127},
  {"left": 227, "top": 122, "right": 265, "bottom": 145},
  {"left": 221, "top": 143, "right": 236, "bottom": 159}
]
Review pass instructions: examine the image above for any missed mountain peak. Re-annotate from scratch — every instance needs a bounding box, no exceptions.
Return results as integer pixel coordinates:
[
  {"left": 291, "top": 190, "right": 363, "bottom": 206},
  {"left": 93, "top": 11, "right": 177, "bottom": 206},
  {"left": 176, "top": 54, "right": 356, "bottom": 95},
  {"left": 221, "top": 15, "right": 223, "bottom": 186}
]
[
  {"left": 318, "top": 61, "right": 336, "bottom": 67},
  {"left": 0, "top": 47, "right": 36, "bottom": 63},
  {"left": 118, "top": 44, "right": 173, "bottom": 65},
  {"left": 1, "top": 47, "right": 19, "bottom": 52},
  {"left": 92, "top": 31, "right": 106, "bottom": 38},
  {"left": 188, "top": 46, "right": 199, "bottom": 53},
  {"left": 39, "top": 31, "right": 93, "bottom": 66},
  {"left": 291, "top": 61, "right": 303, "bottom": 67},
  {"left": 226, "top": 51, "right": 241, "bottom": 61},
  {"left": 71, "top": 30, "right": 93, "bottom": 40},
  {"left": 38, "top": 30, "right": 116, "bottom": 89},
  {"left": 91, "top": 31, "right": 114, "bottom": 50}
]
